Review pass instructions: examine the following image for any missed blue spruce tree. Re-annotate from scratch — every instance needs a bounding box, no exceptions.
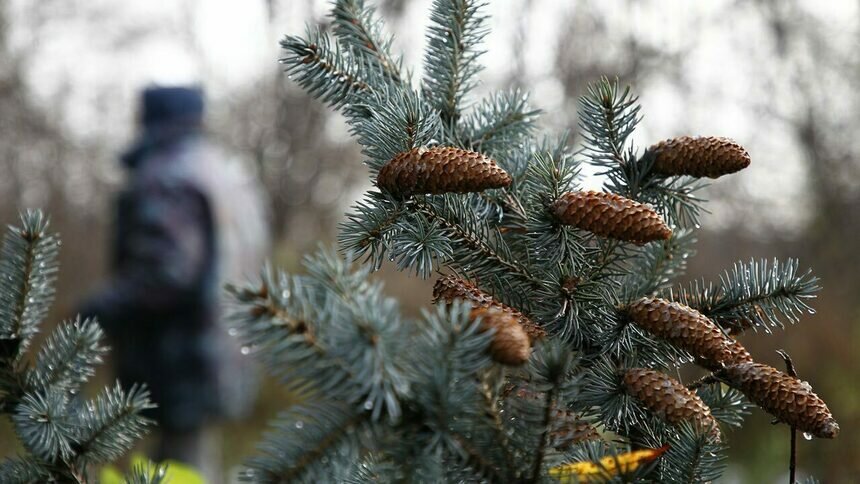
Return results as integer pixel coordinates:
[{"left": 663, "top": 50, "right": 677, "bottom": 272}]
[{"left": 227, "top": 1, "right": 838, "bottom": 482}]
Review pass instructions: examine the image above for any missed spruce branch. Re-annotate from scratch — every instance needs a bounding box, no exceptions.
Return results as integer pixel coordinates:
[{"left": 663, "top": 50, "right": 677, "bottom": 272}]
[
  {"left": 423, "top": 0, "right": 490, "bottom": 126},
  {"left": 412, "top": 302, "right": 494, "bottom": 430},
  {"left": 669, "top": 258, "right": 819, "bottom": 334},
  {"left": 349, "top": 88, "right": 443, "bottom": 174},
  {"left": 579, "top": 77, "right": 641, "bottom": 167},
  {"left": 580, "top": 79, "right": 708, "bottom": 228},
  {"left": 0, "top": 457, "right": 52, "bottom": 484},
  {"left": 477, "top": 370, "right": 516, "bottom": 476},
  {"left": 413, "top": 197, "right": 543, "bottom": 293},
  {"left": 303, "top": 251, "right": 411, "bottom": 421},
  {"left": 0, "top": 210, "right": 59, "bottom": 360},
  {"left": 391, "top": 211, "right": 454, "bottom": 278},
  {"left": 0, "top": 210, "right": 153, "bottom": 481},
  {"left": 527, "top": 341, "right": 580, "bottom": 482},
  {"left": 624, "top": 228, "right": 697, "bottom": 298},
  {"left": 461, "top": 89, "right": 539, "bottom": 159},
  {"left": 339, "top": 191, "right": 406, "bottom": 271},
  {"left": 455, "top": 436, "right": 508, "bottom": 483},
  {"left": 578, "top": 357, "right": 656, "bottom": 434},
  {"left": 11, "top": 388, "right": 76, "bottom": 463},
  {"left": 243, "top": 402, "right": 368, "bottom": 484},
  {"left": 72, "top": 382, "right": 155, "bottom": 467},
  {"left": 228, "top": 268, "right": 350, "bottom": 397},
  {"left": 26, "top": 317, "right": 107, "bottom": 395},
  {"left": 230, "top": 253, "right": 410, "bottom": 422},
  {"left": 343, "top": 453, "right": 397, "bottom": 484},
  {"left": 332, "top": 0, "right": 404, "bottom": 85},
  {"left": 652, "top": 422, "right": 726, "bottom": 483},
  {"left": 280, "top": 29, "right": 374, "bottom": 112}
]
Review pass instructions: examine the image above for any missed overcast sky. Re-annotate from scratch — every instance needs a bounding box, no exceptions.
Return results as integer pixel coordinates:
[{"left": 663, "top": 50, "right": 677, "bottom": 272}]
[{"left": 7, "top": 0, "right": 858, "bottom": 233}]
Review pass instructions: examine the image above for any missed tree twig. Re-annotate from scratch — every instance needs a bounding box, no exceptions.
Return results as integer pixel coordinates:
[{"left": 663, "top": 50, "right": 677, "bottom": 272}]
[{"left": 776, "top": 349, "right": 797, "bottom": 484}]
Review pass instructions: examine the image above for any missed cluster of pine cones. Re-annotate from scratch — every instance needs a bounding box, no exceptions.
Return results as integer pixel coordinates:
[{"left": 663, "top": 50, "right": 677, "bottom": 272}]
[
  {"left": 378, "top": 136, "right": 837, "bottom": 442},
  {"left": 624, "top": 298, "right": 838, "bottom": 440}
]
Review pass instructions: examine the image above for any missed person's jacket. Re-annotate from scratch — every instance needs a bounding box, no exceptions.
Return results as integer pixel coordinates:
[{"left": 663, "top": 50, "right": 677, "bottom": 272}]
[{"left": 83, "top": 128, "right": 234, "bottom": 431}]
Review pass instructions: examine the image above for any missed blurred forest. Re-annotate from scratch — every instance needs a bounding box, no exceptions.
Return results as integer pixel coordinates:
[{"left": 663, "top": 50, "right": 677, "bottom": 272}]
[{"left": 1, "top": 0, "right": 857, "bottom": 481}]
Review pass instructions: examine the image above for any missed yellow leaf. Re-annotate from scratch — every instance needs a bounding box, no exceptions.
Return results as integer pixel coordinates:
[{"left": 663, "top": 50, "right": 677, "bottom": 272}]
[
  {"left": 98, "top": 453, "right": 206, "bottom": 484},
  {"left": 99, "top": 465, "right": 124, "bottom": 484},
  {"left": 549, "top": 444, "right": 669, "bottom": 483}
]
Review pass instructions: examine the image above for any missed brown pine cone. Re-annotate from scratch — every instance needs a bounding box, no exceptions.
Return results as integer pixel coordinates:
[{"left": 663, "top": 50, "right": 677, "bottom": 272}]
[
  {"left": 623, "top": 368, "right": 721, "bottom": 442},
  {"left": 433, "top": 275, "right": 546, "bottom": 340},
  {"left": 721, "top": 362, "right": 839, "bottom": 438},
  {"left": 470, "top": 308, "right": 530, "bottom": 365},
  {"left": 626, "top": 297, "right": 753, "bottom": 371},
  {"left": 648, "top": 136, "right": 750, "bottom": 178},
  {"left": 550, "top": 411, "right": 601, "bottom": 450},
  {"left": 509, "top": 386, "right": 601, "bottom": 449},
  {"left": 377, "top": 146, "right": 511, "bottom": 196},
  {"left": 551, "top": 191, "right": 671, "bottom": 245}
]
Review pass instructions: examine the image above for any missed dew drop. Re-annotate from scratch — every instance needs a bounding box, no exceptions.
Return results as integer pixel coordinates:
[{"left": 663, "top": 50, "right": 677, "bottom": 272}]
[
  {"left": 240, "top": 346, "right": 251, "bottom": 355},
  {"left": 295, "top": 420, "right": 304, "bottom": 429},
  {"left": 363, "top": 400, "right": 373, "bottom": 410},
  {"left": 803, "top": 432, "right": 813, "bottom": 441},
  {"left": 228, "top": 328, "right": 238, "bottom": 336}
]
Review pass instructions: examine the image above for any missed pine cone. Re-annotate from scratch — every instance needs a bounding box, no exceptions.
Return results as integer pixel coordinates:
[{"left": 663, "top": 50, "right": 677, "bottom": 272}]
[
  {"left": 551, "top": 411, "right": 601, "bottom": 450},
  {"left": 433, "top": 275, "right": 546, "bottom": 340},
  {"left": 721, "top": 362, "right": 839, "bottom": 438},
  {"left": 470, "top": 308, "right": 530, "bottom": 365},
  {"left": 626, "top": 297, "right": 753, "bottom": 371},
  {"left": 551, "top": 191, "right": 671, "bottom": 245},
  {"left": 623, "top": 368, "right": 721, "bottom": 442},
  {"left": 377, "top": 146, "right": 511, "bottom": 196},
  {"left": 510, "top": 386, "right": 601, "bottom": 449},
  {"left": 648, "top": 136, "right": 750, "bottom": 178}
]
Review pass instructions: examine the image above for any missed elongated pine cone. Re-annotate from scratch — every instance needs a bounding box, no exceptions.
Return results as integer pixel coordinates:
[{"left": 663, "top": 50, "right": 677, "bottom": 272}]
[
  {"left": 623, "top": 368, "right": 721, "bottom": 442},
  {"left": 551, "top": 191, "right": 671, "bottom": 245},
  {"left": 626, "top": 297, "right": 753, "bottom": 371},
  {"left": 470, "top": 308, "right": 530, "bottom": 365},
  {"left": 377, "top": 146, "right": 511, "bottom": 196},
  {"left": 721, "top": 362, "right": 839, "bottom": 438},
  {"left": 433, "top": 275, "right": 545, "bottom": 340},
  {"left": 648, "top": 136, "right": 750, "bottom": 178}
]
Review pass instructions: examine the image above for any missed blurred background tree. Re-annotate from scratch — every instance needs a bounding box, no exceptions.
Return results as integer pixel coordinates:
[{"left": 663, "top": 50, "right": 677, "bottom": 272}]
[{"left": 0, "top": 0, "right": 857, "bottom": 481}]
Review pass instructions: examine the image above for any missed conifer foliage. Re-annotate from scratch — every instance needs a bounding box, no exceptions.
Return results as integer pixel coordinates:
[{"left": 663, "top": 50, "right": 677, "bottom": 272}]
[
  {"left": 229, "top": 0, "right": 837, "bottom": 481},
  {"left": 0, "top": 211, "right": 156, "bottom": 483}
]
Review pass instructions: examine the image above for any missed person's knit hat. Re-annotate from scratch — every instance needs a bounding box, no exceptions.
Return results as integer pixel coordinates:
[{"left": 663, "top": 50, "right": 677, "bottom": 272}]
[{"left": 140, "top": 86, "right": 205, "bottom": 127}]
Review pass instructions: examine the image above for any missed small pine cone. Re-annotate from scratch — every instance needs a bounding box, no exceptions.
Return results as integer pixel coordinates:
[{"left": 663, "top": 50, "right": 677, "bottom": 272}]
[
  {"left": 470, "top": 308, "right": 530, "bottom": 365},
  {"left": 648, "top": 136, "right": 751, "bottom": 178},
  {"left": 433, "top": 275, "right": 546, "bottom": 340},
  {"left": 627, "top": 297, "right": 753, "bottom": 371},
  {"left": 623, "top": 368, "right": 721, "bottom": 442},
  {"left": 551, "top": 411, "right": 601, "bottom": 450},
  {"left": 551, "top": 191, "right": 671, "bottom": 245},
  {"left": 377, "top": 146, "right": 511, "bottom": 196},
  {"left": 509, "top": 386, "right": 601, "bottom": 449},
  {"left": 721, "top": 362, "right": 839, "bottom": 438}
]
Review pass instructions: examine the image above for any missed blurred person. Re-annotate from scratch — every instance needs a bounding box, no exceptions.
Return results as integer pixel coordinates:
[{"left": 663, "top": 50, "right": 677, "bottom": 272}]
[{"left": 80, "top": 86, "right": 269, "bottom": 482}]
